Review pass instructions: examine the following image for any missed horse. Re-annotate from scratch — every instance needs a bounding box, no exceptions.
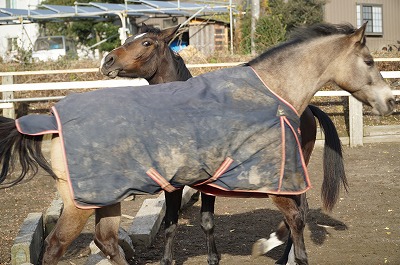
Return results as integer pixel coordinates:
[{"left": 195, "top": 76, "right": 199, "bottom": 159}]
[
  {"left": 0, "top": 23, "right": 395, "bottom": 265},
  {"left": 100, "top": 24, "right": 345, "bottom": 265}
]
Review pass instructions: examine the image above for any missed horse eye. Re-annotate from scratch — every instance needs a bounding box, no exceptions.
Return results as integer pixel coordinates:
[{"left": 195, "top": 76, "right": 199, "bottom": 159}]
[
  {"left": 364, "top": 60, "right": 374, "bottom": 66},
  {"left": 142, "top": 41, "right": 152, "bottom": 47}
]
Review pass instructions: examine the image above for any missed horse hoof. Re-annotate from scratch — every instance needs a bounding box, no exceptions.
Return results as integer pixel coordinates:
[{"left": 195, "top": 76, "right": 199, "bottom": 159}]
[
  {"left": 207, "top": 254, "right": 220, "bottom": 265},
  {"left": 160, "top": 259, "right": 172, "bottom": 265},
  {"left": 252, "top": 238, "right": 268, "bottom": 256}
]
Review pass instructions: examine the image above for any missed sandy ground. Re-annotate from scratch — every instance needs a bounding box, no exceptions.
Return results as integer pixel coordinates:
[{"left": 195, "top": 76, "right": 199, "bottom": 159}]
[{"left": 0, "top": 143, "right": 399, "bottom": 265}]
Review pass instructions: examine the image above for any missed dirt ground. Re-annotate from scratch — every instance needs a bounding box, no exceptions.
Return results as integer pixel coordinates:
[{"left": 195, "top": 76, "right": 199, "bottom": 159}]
[{"left": 0, "top": 142, "right": 399, "bottom": 265}]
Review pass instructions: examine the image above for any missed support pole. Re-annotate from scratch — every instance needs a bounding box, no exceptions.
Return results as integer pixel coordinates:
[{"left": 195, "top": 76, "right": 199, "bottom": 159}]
[{"left": 251, "top": 0, "right": 260, "bottom": 56}]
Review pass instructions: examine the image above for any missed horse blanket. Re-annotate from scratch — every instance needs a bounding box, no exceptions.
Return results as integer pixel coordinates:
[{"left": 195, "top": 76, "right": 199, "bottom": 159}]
[{"left": 16, "top": 66, "right": 310, "bottom": 208}]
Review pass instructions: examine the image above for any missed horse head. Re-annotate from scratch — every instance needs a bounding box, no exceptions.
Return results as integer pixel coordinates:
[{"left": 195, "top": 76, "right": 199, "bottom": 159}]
[
  {"left": 100, "top": 24, "right": 180, "bottom": 80},
  {"left": 330, "top": 23, "right": 395, "bottom": 116}
]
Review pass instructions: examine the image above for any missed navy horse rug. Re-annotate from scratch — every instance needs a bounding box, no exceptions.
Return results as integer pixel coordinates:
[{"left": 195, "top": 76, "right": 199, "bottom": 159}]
[{"left": 16, "top": 66, "right": 311, "bottom": 208}]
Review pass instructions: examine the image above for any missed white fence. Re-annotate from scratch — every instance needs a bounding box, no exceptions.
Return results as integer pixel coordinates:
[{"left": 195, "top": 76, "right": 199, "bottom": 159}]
[{"left": 1, "top": 61, "right": 399, "bottom": 147}]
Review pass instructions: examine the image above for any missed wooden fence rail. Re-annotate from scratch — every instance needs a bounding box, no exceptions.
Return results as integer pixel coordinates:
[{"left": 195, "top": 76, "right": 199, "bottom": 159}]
[{"left": 1, "top": 61, "right": 399, "bottom": 147}]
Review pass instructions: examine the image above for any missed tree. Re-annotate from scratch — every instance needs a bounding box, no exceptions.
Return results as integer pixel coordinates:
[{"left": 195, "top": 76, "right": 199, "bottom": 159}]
[
  {"left": 38, "top": 0, "right": 124, "bottom": 52},
  {"left": 238, "top": 0, "right": 325, "bottom": 54},
  {"left": 255, "top": 15, "right": 286, "bottom": 53},
  {"left": 269, "top": 0, "right": 326, "bottom": 32}
]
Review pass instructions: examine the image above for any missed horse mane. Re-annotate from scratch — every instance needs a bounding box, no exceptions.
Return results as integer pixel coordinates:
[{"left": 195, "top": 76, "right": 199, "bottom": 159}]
[
  {"left": 289, "top": 23, "right": 356, "bottom": 42},
  {"left": 173, "top": 53, "right": 193, "bottom": 79},
  {"left": 249, "top": 23, "right": 356, "bottom": 64}
]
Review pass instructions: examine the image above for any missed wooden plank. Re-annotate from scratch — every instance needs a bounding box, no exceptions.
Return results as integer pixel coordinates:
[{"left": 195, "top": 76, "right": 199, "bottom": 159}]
[
  {"left": 348, "top": 96, "right": 364, "bottom": 147},
  {"left": 0, "top": 78, "right": 148, "bottom": 92},
  {"left": 364, "top": 125, "right": 400, "bottom": 136},
  {"left": 363, "top": 134, "right": 400, "bottom": 143},
  {"left": 2, "top": 75, "right": 15, "bottom": 118}
]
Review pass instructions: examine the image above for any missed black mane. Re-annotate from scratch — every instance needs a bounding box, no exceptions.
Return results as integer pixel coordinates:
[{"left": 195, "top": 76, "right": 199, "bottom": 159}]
[
  {"left": 249, "top": 23, "right": 356, "bottom": 64},
  {"left": 289, "top": 23, "right": 356, "bottom": 42}
]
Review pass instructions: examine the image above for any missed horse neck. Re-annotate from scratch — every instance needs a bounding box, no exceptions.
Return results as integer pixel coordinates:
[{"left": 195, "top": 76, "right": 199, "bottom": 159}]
[
  {"left": 250, "top": 37, "right": 345, "bottom": 114},
  {"left": 147, "top": 49, "right": 192, "bottom": 84}
]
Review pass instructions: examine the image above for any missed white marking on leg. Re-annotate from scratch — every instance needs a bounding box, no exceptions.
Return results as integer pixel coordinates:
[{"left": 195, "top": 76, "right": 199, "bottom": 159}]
[
  {"left": 265, "top": 232, "right": 285, "bottom": 252},
  {"left": 286, "top": 244, "right": 295, "bottom": 265}
]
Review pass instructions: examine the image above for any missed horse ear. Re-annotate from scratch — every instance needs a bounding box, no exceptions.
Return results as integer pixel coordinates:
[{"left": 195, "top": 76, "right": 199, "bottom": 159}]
[
  {"left": 160, "top": 25, "right": 181, "bottom": 43},
  {"left": 139, "top": 23, "right": 149, "bottom": 34},
  {"left": 351, "top": 22, "right": 367, "bottom": 45}
]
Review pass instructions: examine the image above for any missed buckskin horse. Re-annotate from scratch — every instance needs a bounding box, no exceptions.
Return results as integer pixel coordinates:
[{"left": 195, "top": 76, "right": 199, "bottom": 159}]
[
  {"left": 100, "top": 24, "right": 345, "bottom": 264},
  {"left": 0, "top": 23, "right": 395, "bottom": 265}
]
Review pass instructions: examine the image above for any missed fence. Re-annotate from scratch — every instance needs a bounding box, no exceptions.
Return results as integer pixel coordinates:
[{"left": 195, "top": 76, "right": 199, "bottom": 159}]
[{"left": 1, "top": 61, "right": 399, "bottom": 147}]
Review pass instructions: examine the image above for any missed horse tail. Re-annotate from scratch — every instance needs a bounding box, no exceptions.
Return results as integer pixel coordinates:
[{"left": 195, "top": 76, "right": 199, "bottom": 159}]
[
  {"left": 0, "top": 116, "right": 57, "bottom": 189},
  {"left": 308, "top": 105, "right": 348, "bottom": 212}
]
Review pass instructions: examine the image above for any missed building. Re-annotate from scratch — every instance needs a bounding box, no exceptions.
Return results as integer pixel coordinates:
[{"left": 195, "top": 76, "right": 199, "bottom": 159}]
[
  {"left": 324, "top": 0, "right": 400, "bottom": 51},
  {"left": 0, "top": 0, "right": 41, "bottom": 61}
]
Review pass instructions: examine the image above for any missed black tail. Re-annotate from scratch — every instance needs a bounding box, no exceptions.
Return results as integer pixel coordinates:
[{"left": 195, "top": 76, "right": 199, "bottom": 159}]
[
  {"left": 309, "top": 105, "right": 348, "bottom": 212},
  {"left": 0, "top": 116, "right": 57, "bottom": 188}
]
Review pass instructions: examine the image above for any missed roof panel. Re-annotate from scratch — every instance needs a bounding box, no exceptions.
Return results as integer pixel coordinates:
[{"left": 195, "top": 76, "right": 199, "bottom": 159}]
[
  {"left": 0, "top": 8, "right": 29, "bottom": 16},
  {"left": 89, "top": 3, "right": 127, "bottom": 11},
  {"left": 31, "top": 9, "right": 57, "bottom": 16},
  {"left": 42, "top": 5, "right": 75, "bottom": 13},
  {"left": 0, "top": 1, "right": 233, "bottom": 24}
]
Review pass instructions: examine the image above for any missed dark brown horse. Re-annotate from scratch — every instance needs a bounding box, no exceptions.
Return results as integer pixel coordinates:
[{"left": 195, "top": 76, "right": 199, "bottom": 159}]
[
  {"left": 100, "top": 25, "right": 345, "bottom": 265},
  {"left": 0, "top": 23, "right": 394, "bottom": 265}
]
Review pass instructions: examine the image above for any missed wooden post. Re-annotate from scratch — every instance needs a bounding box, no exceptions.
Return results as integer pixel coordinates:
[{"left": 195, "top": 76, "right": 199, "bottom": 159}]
[
  {"left": 348, "top": 95, "right": 363, "bottom": 147},
  {"left": 2, "top": 75, "right": 15, "bottom": 118}
]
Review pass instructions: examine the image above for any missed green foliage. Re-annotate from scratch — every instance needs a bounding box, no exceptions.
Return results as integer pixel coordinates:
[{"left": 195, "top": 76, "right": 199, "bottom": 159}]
[
  {"left": 239, "top": 13, "right": 252, "bottom": 54},
  {"left": 269, "top": 0, "right": 326, "bottom": 32},
  {"left": 11, "top": 38, "right": 33, "bottom": 65},
  {"left": 238, "top": 0, "right": 325, "bottom": 54},
  {"left": 255, "top": 15, "right": 286, "bottom": 53},
  {"left": 92, "top": 23, "right": 120, "bottom": 52}
]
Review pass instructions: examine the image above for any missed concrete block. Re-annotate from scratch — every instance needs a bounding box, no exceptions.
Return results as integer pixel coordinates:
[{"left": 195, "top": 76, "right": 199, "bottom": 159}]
[
  {"left": 128, "top": 195, "right": 166, "bottom": 247},
  {"left": 180, "top": 187, "right": 199, "bottom": 209},
  {"left": 11, "top": 213, "right": 44, "bottom": 265},
  {"left": 43, "top": 197, "right": 63, "bottom": 237},
  {"left": 118, "top": 228, "right": 135, "bottom": 260},
  {"left": 127, "top": 187, "right": 199, "bottom": 247}
]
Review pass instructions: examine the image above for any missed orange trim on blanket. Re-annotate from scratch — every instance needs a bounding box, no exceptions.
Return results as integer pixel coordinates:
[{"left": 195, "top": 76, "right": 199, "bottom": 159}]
[
  {"left": 196, "top": 182, "right": 311, "bottom": 197},
  {"left": 52, "top": 106, "right": 100, "bottom": 210},
  {"left": 278, "top": 116, "right": 286, "bottom": 192},
  {"left": 249, "top": 66, "right": 300, "bottom": 117},
  {"left": 146, "top": 168, "right": 177, "bottom": 193},
  {"left": 194, "top": 157, "right": 234, "bottom": 186},
  {"left": 283, "top": 116, "right": 311, "bottom": 188}
]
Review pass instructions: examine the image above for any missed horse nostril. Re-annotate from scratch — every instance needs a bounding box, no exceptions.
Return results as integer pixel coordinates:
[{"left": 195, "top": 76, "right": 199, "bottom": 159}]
[
  {"left": 105, "top": 55, "right": 115, "bottom": 68},
  {"left": 388, "top": 98, "right": 396, "bottom": 109}
]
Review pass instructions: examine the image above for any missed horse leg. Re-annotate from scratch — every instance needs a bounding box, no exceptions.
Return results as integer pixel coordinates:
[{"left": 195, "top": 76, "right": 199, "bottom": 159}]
[
  {"left": 252, "top": 107, "right": 316, "bottom": 259},
  {"left": 42, "top": 136, "right": 94, "bottom": 264},
  {"left": 270, "top": 194, "right": 309, "bottom": 265},
  {"left": 95, "top": 203, "right": 128, "bottom": 265},
  {"left": 161, "top": 189, "right": 183, "bottom": 265},
  {"left": 200, "top": 193, "right": 220, "bottom": 265}
]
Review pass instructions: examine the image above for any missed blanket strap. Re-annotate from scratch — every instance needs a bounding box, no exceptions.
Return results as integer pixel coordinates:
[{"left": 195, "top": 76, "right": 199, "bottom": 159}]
[
  {"left": 195, "top": 157, "right": 234, "bottom": 186},
  {"left": 146, "top": 168, "right": 177, "bottom": 193}
]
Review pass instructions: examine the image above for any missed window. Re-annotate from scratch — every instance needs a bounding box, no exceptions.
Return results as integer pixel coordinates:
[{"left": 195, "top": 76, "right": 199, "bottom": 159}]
[
  {"left": 7, "top": 38, "right": 18, "bottom": 52},
  {"left": 357, "top": 4, "right": 383, "bottom": 35}
]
